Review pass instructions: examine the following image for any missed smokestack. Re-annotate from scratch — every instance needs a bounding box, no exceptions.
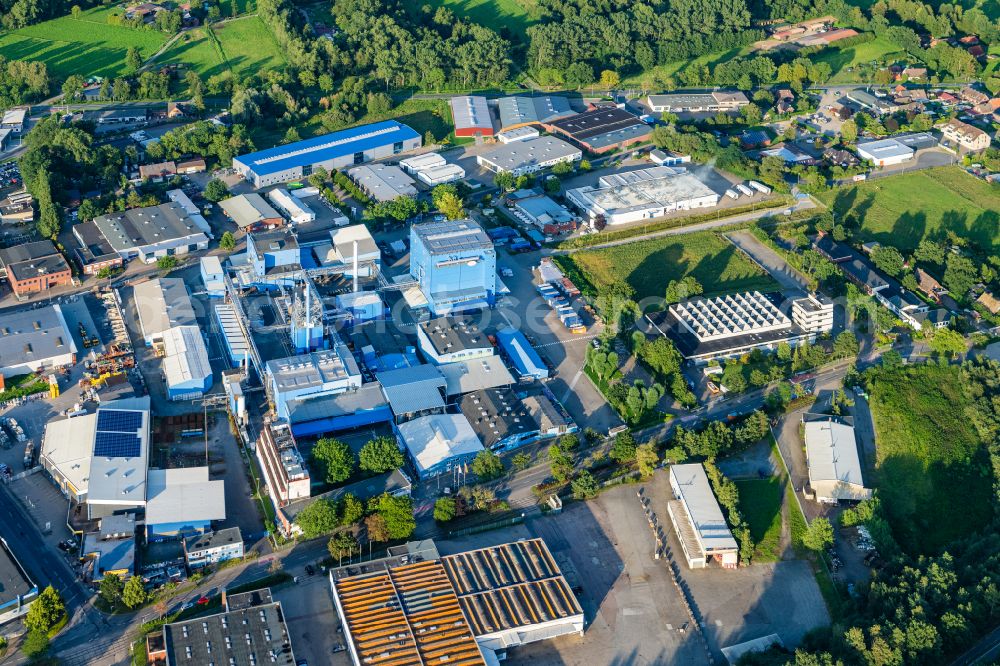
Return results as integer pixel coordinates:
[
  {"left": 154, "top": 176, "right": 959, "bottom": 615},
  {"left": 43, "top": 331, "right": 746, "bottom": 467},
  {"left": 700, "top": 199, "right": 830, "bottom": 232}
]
[
  {"left": 305, "top": 281, "right": 312, "bottom": 328},
  {"left": 353, "top": 240, "right": 359, "bottom": 293}
]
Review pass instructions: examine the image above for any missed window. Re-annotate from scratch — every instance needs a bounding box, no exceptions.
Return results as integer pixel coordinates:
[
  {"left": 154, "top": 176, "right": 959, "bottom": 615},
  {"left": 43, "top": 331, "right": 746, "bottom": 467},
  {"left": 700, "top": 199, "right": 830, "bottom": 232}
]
[
  {"left": 393, "top": 141, "right": 404, "bottom": 154},
  {"left": 353, "top": 151, "right": 365, "bottom": 165}
]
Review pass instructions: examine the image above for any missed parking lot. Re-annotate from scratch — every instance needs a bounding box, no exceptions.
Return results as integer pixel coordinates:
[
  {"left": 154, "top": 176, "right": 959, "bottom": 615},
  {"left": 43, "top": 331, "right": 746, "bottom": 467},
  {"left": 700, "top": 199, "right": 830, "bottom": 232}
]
[{"left": 273, "top": 574, "right": 351, "bottom": 666}]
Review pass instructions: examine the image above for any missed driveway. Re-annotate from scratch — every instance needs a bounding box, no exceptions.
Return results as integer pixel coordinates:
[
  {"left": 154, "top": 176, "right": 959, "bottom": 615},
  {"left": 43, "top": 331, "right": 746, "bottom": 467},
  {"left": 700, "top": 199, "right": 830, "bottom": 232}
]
[{"left": 726, "top": 230, "right": 811, "bottom": 294}]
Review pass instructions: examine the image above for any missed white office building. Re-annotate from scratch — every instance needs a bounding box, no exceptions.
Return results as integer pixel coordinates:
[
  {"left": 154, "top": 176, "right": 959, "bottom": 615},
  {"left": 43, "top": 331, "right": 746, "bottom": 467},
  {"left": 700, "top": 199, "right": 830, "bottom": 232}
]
[{"left": 857, "top": 138, "right": 914, "bottom": 166}]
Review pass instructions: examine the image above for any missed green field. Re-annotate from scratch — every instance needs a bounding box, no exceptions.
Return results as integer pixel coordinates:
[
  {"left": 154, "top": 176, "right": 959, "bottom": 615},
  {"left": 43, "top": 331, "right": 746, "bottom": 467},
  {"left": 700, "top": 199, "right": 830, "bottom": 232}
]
[
  {"left": 158, "top": 28, "right": 228, "bottom": 79},
  {"left": 423, "top": 0, "right": 538, "bottom": 39},
  {"left": 559, "top": 232, "right": 778, "bottom": 301},
  {"left": 815, "top": 167, "right": 1000, "bottom": 251},
  {"left": 735, "top": 478, "right": 784, "bottom": 563},
  {"left": 812, "top": 35, "right": 903, "bottom": 83},
  {"left": 867, "top": 364, "right": 994, "bottom": 555},
  {"left": 212, "top": 17, "right": 286, "bottom": 77},
  {"left": 0, "top": 7, "right": 169, "bottom": 79}
]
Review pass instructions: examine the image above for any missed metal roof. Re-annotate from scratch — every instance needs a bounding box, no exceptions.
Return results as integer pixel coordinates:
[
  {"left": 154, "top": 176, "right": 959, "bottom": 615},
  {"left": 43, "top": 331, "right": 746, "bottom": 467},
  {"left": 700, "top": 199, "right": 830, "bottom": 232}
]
[
  {"left": 478, "top": 136, "right": 581, "bottom": 173},
  {"left": 219, "top": 193, "right": 282, "bottom": 228},
  {"left": 162, "top": 325, "right": 212, "bottom": 392},
  {"left": 183, "top": 526, "right": 243, "bottom": 554},
  {"left": 803, "top": 417, "right": 870, "bottom": 500},
  {"left": 92, "top": 202, "right": 209, "bottom": 253},
  {"left": 398, "top": 413, "right": 483, "bottom": 476},
  {"left": 495, "top": 328, "right": 548, "bottom": 379},
  {"left": 439, "top": 356, "right": 515, "bottom": 396},
  {"left": 497, "top": 95, "right": 576, "bottom": 129},
  {"left": 234, "top": 120, "right": 420, "bottom": 177},
  {"left": 857, "top": 138, "right": 913, "bottom": 160},
  {"left": 133, "top": 278, "right": 197, "bottom": 340},
  {"left": 377, "top": 364, "right": 447, "bottom": 415},
  {"left": 669, "top": 464, "right": 739, "bottom": 552},
  {"left": 412, "top": 218, "right": 492, "bottom": 255},
  {"left": 145, "top": 467, "right": 226, "bottom": 526},
  {"left": 449, "top": 95, "right": 493, "bottom": 131},
  {"left": 0, "top": 303, "right": 77, "bottom": 371}
]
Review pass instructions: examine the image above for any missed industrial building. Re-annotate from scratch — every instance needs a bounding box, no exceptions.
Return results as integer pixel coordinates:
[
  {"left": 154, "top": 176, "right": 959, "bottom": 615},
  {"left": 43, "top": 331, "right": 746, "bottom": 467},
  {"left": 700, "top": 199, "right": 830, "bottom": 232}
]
[
  {"left": 288, "top": 279, "right": 324, "bottom": 352},
  {"left": 161, "top": 325, "right": 213, "bottom": 400},
  {"left": 566, "top": 167, "right": 720, "bottom": 226},
  {"left": 256, "top": 422, "right": 310, "bottom": 507},
  {"left": 846, "top": 89, "right": 896, "bottom": 115},
  {"left": 347, "top": 163, "right": 418, "bottom": 202},
  {"left": 0, "top": 107, "right": 26, "bottom": 134},
  {"left": 218, "top": 193, "right": 284, "bottom": 231},
  {"left": 145, "top": 467, "right": 225, "bottom": 538},
  {"left": 397, "top": 412, "right": 483, "bottom": 478},
  {"left": 645, "top": 291, "right": 834, "bottom": 363},
  {"left": 476, "top": 136, "right": 582, "bottom": 176},
  {"left": 40, "top": 396, "right": 151, "bottom": 519},
  {"left": 265, "top": 346, "right": 362, "bottom": 421},
  {"left": 803, "top": 416, "right": 872, "bottom": 503},
  {"left": 329, "top": 538, "right": 583, "bottom": 666},
  {"left": 81, "top": 515, "right": 136, "bottom": 583},
  {"left": 323, "top": 223, "right": 381, "bottom": 278},
  {"left": 0, "top": 240, "right": 73, "bottom": 299},
  {"left": 668, "top": 464, "right": 739, "bottom": 569},
  {"left": 546, "top": 107, "right": 652, "bottom": 153},
  {"left": 134, "top": 278, "right": 198, "bottom": 344},
  {"left": 450, "top": 95, "right": 495, "bottom": 137},
  {"left": 183, "top": 527, "right": 244, "bottom": 569},
  {"left": 0, "top": 304, "right": 77, "bottom": 378},
  {"left": 497, "top": 126, "right": 540, "bottom": 144},
  {"left": 507, "top": 190, "right": 578, "bottom": 234},
  {"left": 234, "top": 120, "right": 421, "bottom": 188},
  {"left": 151, "top": 589, "right": 296, "bottom": 666},
  {"left": 267, "top": 188, "right": 316, "bottom": 224},
  {"left": 416, "top": 316, "right": 495, "bottom": 365},
  {"left": 286, "top": 383, "right": 392, "bottom": 438},
  {"left": 495, "top": 327, "right": 548, "bottom": 379},
  {"left": 417, "top": 163, "right": 466, "bottom": 186},
  {"left": 72, "top": 220, "right": 124, "bottom": 275},
  {"left": 214, "top": 303, "right": 251, "bottom": 368},
  {"left": 89, "top": 202, "right": 210, "bottom": 263},
  {"left": 439, "top": 355, "right": 515, "bottom": 397},
  {"left": 246, "top": 228, "right": 302, "bottom": 286},
  {"left": 199, "top": 255, "right": 225, "bottom": 297},
  {"left": 497, "top": 95, "right": 576, "bottom": 130},
  {"left": 0, "top": 537, "right": 37, "bottom": 625},
  {"left": 459, "top": 387, "right": 575, "bottom": 451},
  {"left": 377, "top": 364, "right": 447, "bottom": 422},
  {"left": 400, "top": 152, "right": 446, "bottom": 174},
  {"left": 646, "top": 91, "right": 749, "bottom": 113},
  {"left": 409, "top": 219, "right": 497, "bottom": 315},
  {"left": 856, "top": 137, "right": 914, "bottom": 166}
]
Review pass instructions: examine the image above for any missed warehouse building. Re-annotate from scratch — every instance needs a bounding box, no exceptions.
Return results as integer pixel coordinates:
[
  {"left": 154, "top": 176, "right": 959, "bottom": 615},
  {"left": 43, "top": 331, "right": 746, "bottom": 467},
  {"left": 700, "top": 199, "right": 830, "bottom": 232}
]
[
  {"left": 856, "top": 137, "right": 914, "bottom": 166},
  {"left": 265, "top": 346, "right": 362, "bottom": 421},
  {"left": 399, "top": 152, "right": 446, "bottom": 174},
  {"left": 647, "top": 91, "right": 749, "bottom": 113},
  {"left": 410, "top": 219, "right": 497, "bottom": 315},
  {"left": 397, "top": 412, "right": 483, "bottom": 478},
  {"left": 89, "top": 202, "right": 210, "bottom": 263},
  {"left": 439, "top": 356, "right": 515, "bottom": 397},
  {"left": 668, "top": 463, "right": 739, "bottom": 569},
  {"left": 0, "top": 304, "right": 77, "bottom": 378},
  {"left": 416, "top": 316, "right": 495, "bottom": 365},
  {"left": 803, "top": 415, "right": 872, "bottom": 503},
  {"left": 145, "top": 466, "right": 225, "bottom": 538},
  {"left": 199, "top": 255, "right": 225, "bottom": 297},
  {"left": 218, "top": 193, "right": 284, "bottom": 231},
  {"left": 566, "top": 166, "right": 720, "bottom": 226},
  {"left": 347, "top": 163, "right": 418, "bottom": 202},
  {"left": 377, "top": 364, "right": 447, "bottom": 422},
  {"left": 72, "top": 220, "right": 124, "bottom": 275},
  {"left": 476, "top": 136, "right": 582, "bottom": 176},
  {"left": 134, "top": 278, "right": 198, "bottom": 345},
  {"left": 546, "top": 107, "right": 652, "bottom": 153},
  {"left": 495, "top": 327, "right": 548, "bottom": 380},
  {"left": 450, "top": 95, "right": 495, "bottom": 137},
  {"left": 40, "top": 396, "right": 151, "bottom": 518},
  {"left": 645, "top": 291, "right": 833, "bottom": 363},
  {"left": 214, "top": 303, "right": 250, "bottom": 368},
  {"left": 0, "top": 537, "right": 37, "bottom": 625},
  {"left": 330, "top": 537, "right": 583, "bottom": 666},
  {"left": 286, "top": 383, "right": 392, "bottom": 438},
  {"left": 509, "top": 191, "right": 578, "bottom": 234},
  {"left": 267, "top": 188, "right": 315, "bottom": 224},
  {"left": 161, "top": 325, "right": 212, "bottom": 400},
  {"left": 417, "top": 163, "right": 466, "bottom": 186},
  {"left": 497, "top": 95, "right": 576, "bottom": 130},
  {"left": 234, "top": 120, "right": 421, "bottom": 188},
  {"left": 460, "top": 387, "right": 575, "bottom": 451},
  {"left": 496, "top": 126, "right": 540, "bottom": 144},
  {"left": 0, "top": 240, "right": 73, "bottom": 299}
]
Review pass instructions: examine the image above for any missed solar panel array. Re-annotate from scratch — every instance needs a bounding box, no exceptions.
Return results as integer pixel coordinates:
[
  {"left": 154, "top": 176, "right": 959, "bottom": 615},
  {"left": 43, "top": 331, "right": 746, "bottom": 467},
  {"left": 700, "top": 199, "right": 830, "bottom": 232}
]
[{"left": 93, "top": 409, "right": 143, "bottom": 458}]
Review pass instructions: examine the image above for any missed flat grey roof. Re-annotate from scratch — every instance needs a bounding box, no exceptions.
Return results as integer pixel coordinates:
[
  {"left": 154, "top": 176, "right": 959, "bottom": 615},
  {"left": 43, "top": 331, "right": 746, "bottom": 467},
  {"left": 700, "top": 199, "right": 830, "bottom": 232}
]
[
  {"left": 439, "top": 356, "right": 515, "bottom": 396},
  {"left": 92, "top": 202, "right": 208, "bottom": 253},
  {"left": 0, "top": 240, "right": 60, "bottom": 269},
  {"left": 479, "top": 136, "right": 581, "bottom": 172},
  {"left": 184, "top": 527, "right": 243, "bottom": 554},
  {"left": 459, "top": 387, "right": 541, "bottom": 448},
  {"left": 266, "top": 347, "right": 360, "bottom": 393},
  {"left": 145, "top": 467, "right": 226, "bottom": 526},
  {"left": 0, "top": 303, "right": 77, "bottom": 370},
  {"left": 418, "top": 316, "right": 491, "bottom": 356},
  {"left": 219, "top": 193, "right": 282, "bottom": 229},
  {"left": 377, "top": 364, "right": 447, "bottom": 415},
  {"left": 497, "top": 96, "right": 576, "bottom": 128},
  {"left": 133, "top": 278, "right": 197, "bottom": 340},
  {"left": 670, "top": 464, "right": 738, "bottom": 552},
  {"left": 412, "top": 219, "right": 492, "bottom": 255},
  {"left": 8, "top": 253, "right": 70, "bottom": 282},
  {"left": 163, "top": 601, "right": 295, "bottom": 666},
  {"left": 0, "top": 536, "right": 35, "bottom": 605},
  {"left": 347, "top": 164, "right": 417, "bottom": 203},
  {"left": 286, "top": 383, "right": 388, "bottom": 424}
]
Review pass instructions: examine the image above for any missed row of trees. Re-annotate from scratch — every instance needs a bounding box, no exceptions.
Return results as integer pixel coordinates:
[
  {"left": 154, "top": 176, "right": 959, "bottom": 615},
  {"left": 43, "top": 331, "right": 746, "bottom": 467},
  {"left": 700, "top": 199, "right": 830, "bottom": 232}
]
[
  {"left": 0, "top": 56, "right": 49, "bottom": 109},
  {"left": 62, "top": 71, "right": 173, "bottom": 104},
  {"left": 311, "top": 435, "right": 404, "bottom": 485}
]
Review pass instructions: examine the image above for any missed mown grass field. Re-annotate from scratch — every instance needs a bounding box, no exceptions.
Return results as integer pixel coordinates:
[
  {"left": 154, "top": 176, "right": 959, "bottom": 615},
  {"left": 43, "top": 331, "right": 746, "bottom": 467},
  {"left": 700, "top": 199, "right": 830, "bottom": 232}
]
[
  {"left": 812, "top": 35, "right": 903, "bottom": 83},
  {"left": 212, "top": 17, "right": 286, "bottom": 77},
  {"left": 735, "top": 477, "right": 784, "bottom": 563},
  {"left": 560, "top": 231, "right": 778, "bottom": 301},
  {"left": 0, "top": 7, "right": 169, "bottom": 79},
  {"left": 157, "top": 28, "right": 228, "bottom": 80},
  {"left": 867, "top": 364, "right": 994, "bottom": 555},
  {"left": 815, "top": 167, "right": 1000, "bottom": 251},
  {"left": 422, "top": 0, "right": 539, "bottom": 39}
]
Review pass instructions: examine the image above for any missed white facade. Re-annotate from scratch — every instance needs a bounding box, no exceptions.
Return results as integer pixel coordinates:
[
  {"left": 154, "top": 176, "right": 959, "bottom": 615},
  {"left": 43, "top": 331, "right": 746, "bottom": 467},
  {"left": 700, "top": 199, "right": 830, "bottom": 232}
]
[
  {"left": 791, "top": 294, "right": 834, "bottom": 333},
  {"left": 671, "top": 291, "right": 790, "bottom": 342},
  {"left": 162, "top": 325, "right": 213, "bottom": 400},
  {"left": 267, "top": 188, "right": 316, "bottom": 224},
  {"left": 266, "top": 347, "right": 362, "bottom": 420},
  {"left": 567, "top": 167, "right": 719, "bottom": 226},
  {"left": 417, "top": 164, "right": 466, "bottom": 186},
  {"left": 857, "top": 138, "right": 913, "bottom": 166},
  {"left": 496, "top": 126, "right": 540, "bottom": 144},
  {"left": 399, "top": 152, "right": 446, "bottom": 174},
  {"left": 804, "top": 419, "right": 871, "bottom": 503},
  {"left": 476, "top": 137, "right": 581, "bottom": 176},
  {"left": 200, "top": 255, "right": 225, "bottom": 297},
  {"left": 668, "top": 464, "right": 739, "bottom": 569},
  {"left": 347, "top": 164, "right": 418, "bottom": 202}
]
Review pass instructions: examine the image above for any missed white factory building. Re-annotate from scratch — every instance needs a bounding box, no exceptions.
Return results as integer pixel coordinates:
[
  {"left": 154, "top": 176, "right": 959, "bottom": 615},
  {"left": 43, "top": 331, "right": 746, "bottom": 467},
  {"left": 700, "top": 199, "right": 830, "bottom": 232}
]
[
  {"left": 347, "top": 164, "right": 418, "bottom": 202},
  {"left": 265, "top": 347, "right": 362, "bottom": 421},
  {"left": 267, "top": 188, "right": 315, "bottom": 224},
  {"left": 399, "top": 153, "right": 446, "bottom": 174},
  {"left": 476, "top": 136, "right": 581, "bottom": 176},
  {"left": 0, "top": 305, "right": 77, "bottom": 379},
  {"left": 803, "top": 416, "right": 872, "bottom": 503},
  {"left": 668, "top": 464, "right": 739, "bottom": 569},
  {"left": 856, "top": 138, "right": 914, "bottom": 166},
  {"left": 566, "top": 167, "right": 720, "bottom": 225}
]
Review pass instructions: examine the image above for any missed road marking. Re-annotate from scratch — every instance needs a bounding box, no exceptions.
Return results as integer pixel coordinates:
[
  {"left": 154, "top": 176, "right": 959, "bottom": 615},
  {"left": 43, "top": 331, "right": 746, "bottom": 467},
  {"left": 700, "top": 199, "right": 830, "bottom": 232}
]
[
  {"left": 533, "top": 333, "right": 599, "bottom": 349},
  {"left": 561, "top": 370, "right": 583, "bottom": 403}
]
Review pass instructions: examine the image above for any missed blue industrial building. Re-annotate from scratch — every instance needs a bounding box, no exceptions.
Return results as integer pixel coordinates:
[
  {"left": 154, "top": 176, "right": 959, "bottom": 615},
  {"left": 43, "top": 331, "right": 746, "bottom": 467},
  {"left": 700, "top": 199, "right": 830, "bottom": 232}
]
[
  {"left": 247, "top": 228, "right": 302, "bottom": 287},
  {"left": 496, "top": 328, "right": 549, "bottom": 380},
  {"left": 409, "top": 219, "right": 497, "bottom": 315},
  {"left": 234, "top": 120, "right": 422, "bottom": 188},
  {"left": 287, "top": 384, "right": 393, "bottom": 438},
  {"left": 290, "top": 279, "right": 325, "bottom": 353}
]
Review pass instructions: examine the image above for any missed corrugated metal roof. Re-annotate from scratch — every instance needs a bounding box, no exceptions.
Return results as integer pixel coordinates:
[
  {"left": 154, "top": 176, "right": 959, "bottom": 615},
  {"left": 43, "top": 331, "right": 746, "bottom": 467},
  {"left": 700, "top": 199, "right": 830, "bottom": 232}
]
[{"left": 377, "top": 364, "right": 446, "bottom": 415}]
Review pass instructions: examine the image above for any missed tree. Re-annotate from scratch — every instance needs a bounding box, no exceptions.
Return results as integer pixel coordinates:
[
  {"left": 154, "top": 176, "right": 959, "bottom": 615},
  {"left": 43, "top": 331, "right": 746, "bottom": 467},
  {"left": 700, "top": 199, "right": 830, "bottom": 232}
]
[
  {"left": 435, "top": 190, "right": 465, "bottom": 220},
  {"left": 599, "top": 69, "right": 620, "bottom": 89},
  {"left": 340, "top": 494, "right": 365, "bottom": 526},
  {"left": 21, "top": 630, "right": 49, "bottom": 658},
  {"left": 871, "top": 246, "right": 905, "bottom": 277},
  {"left": 636, "top": 442, "right": 659, "bottom": 477},
  {"left": 125, "top": 46, "right": 143, "bottom": 74},
  {"left": 25, "top": 586, "right": 64, "bottom": 633},
  {"left": 328, "top": 532, "right": 357, "bottom": 560},
  {"left": 122, "top": 575, "right": 148, "bottom": 609},
  {"left": 433, "top": 496, "right": 457, "bottom": 522},
  {"left": 312, "top": 437, "right": 355, "bottom": 484},
  {"left": 571, "top": 470, "right": 600, "bottom": 499},
  {"left": 219, "top": 231, "right": 236, "bottom": 251},
  {"left": 833, "top": 331, "right": 860, "bottom": 358},
  {"left": 99, "top": 573, "right": 124, "bottom": 608},
  {"left": 512, "top": 451, "right": 531, "bottom": 470},
  {"left": 494, "top": 170, "right": 515, "bottom": 191},
  {"left": 365, "top": 513, "right": 390, "bottom": 542},
  {"left": 943, "top": 253, "right": 977, "bottom": 299},
  {"left": 471, "top": 450, "right": 504, "bottom": 480},
  {"left": 283, "top": 126, "right": 301, "bottom": 144},
  {"left": 665, "top": 277, "right": 703, "bottom": 304},
  {"left": 548, "top": 442, "right": 574, "bottom": 483},
  {"left": 203, "top": 178, "right": 230, "bottom": 202},
  {"left": 359, "top": 436, "right": 403, "bottom": 473},
  {"left": 929, "top": 328, "right": 965, "bottom": 358},
  {"left": 802, "top": 517, "right": 834, "bottom": 552},
  {"left": 609, "top": 431, "right": 637, "bottom": 464},
  {"left": 156, "top": 255, "right": 178, "bottom": 272},
  {"left": 777, "top": 341, "right": 792, "bottom": 362},
  {"left": 914, "top": 239, "right": 945, "bottom": 265},
  {"left": 369, "top": 493, "right": 416, "bottom": 540},
  {"left": 295, "top": 498, "right": 339, "bottom": 538},
  {"left": 840, "top": 119, "right": 858, "bottom": 143}
]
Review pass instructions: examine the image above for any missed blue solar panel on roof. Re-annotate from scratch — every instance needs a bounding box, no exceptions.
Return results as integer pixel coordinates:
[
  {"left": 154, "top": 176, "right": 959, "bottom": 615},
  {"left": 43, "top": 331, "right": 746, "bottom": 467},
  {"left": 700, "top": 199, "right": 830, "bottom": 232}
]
[
  {"left": 97, "top": 410, "right": 142, "bottom": 432},
  {"left": 94, "top": 431, "right": 140, "bottom": 458}
]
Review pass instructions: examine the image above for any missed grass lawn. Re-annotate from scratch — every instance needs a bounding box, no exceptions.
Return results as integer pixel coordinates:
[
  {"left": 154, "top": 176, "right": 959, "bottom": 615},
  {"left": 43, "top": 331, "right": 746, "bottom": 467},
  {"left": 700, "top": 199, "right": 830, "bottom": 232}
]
[
  {"left": 157, "top": 28, "right": 227, "bottom": 80},
  {"left": 811, "top": 36, "right": 904, "bottom": 83},
  {"left": 621, "top": 46, "right": 750, "bottom": 87},
  {"left": 212, "top": 17, "right": 286, "bottom": 77},
  {"left": 0, "top": 8, "right": 169, "bottom": 79},
  {"left": 815, "top": 167, "right": 1000, "bottom": 251},
  {"left": 735, "top": 478, "right": 784, "bottom": 563},
  {"left": 558, "top": 231, "right": 778, "bottom": 301},
  {"left": 421, "top": 0, "right": 539, "bottom": 39},
  {"left": 867, "top": 364, "right": 994, "bottom": 555}
]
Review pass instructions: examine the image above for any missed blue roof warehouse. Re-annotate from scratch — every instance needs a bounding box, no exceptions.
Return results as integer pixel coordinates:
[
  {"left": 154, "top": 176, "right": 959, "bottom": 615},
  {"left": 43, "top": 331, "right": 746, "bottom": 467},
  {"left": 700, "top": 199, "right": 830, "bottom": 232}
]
[{"left": 233, "top": 120, "right": 422, "bottom": 188}]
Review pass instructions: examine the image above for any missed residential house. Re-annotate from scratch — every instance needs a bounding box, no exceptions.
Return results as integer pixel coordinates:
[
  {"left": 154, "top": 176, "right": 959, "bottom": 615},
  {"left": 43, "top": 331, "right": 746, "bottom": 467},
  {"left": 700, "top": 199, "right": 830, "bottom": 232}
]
[
  {"left": 139, "top": 161, "right": 177, "bottom": 182},
  {"left": 977, "top": 291, "right": 1000, "bottom": 315},
  {"left": 940, "top": 118, "right": 990, "bottom": 152},
  {"left": 915, "top": 268, "right": 946, "bottom": 302}
]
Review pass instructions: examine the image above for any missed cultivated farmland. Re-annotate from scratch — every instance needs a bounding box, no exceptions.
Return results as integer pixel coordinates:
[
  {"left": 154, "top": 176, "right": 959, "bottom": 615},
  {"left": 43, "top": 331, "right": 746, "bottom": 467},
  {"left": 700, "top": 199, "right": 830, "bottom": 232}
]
[
  {"left": 815, "top": 167, "right": 1000, "bottom": 251},
  {"left": 557, "top": 231, "right": 778, "bottom": 301},
  {"left": 0, "top": 7, "right": 169, "bottom": 79}
]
